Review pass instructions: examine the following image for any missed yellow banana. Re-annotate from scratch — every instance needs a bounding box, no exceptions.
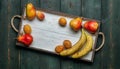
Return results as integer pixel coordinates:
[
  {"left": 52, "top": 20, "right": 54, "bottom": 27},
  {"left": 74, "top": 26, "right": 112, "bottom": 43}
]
[
  {"left": 71, "top": 31, "right": 93, "bottom": 58},
  {"left": 60, "top": 29, "right": 87, "bottom": 56}
]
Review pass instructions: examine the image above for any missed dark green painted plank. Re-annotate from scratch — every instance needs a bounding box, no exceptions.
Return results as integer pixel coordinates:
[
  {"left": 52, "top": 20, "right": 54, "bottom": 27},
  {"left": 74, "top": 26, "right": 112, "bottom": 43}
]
[
  {"left": 21, "top": 50, "right": 61, "bottom": 69},
  {"left": 82, "top": 0, "right": 101, "bottom": 20},
  {"left": 61, "top": 0, "right": 82, "bottom": 16},
  {"left": 40, "top": 0, "right": 60, "bottom": 11},
  {"left": 0, "top": 0, "right": 9, "bottom": 69},
  {"left": 20, "top": 0, "right": 60, "bottom": 69},
  {"left": 60, "top": 0, "right": 82, "bottom": 69},
  {"left": 101, "top": 0, "right": 120, "bottom": 69},
  {"left": 100, "top": 1, "right": 111, "bottom": 68},
  {"left": 0, "top": 0, "right": 21, "bottom": 69},
  {"left": 80, "top": 0, "right": 102, "bottom": 69},
  {"left": 112, "top": 1, "right": 120, "bottom": 68},
  {"left": 7, "top": 0, "right": 21, "bottom": 69}
]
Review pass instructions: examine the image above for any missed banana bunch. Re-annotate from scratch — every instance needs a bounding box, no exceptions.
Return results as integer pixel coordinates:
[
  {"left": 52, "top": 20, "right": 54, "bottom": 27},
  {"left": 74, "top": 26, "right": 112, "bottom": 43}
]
[
  {"left": 60, "top": 29, "right": 86, "bottom": 56},
  {"left": 71, "top": 31, "right": 93, "bottom": 58},
  {"left": 60, "top": 29, "right": 93, "bottom": 58}
]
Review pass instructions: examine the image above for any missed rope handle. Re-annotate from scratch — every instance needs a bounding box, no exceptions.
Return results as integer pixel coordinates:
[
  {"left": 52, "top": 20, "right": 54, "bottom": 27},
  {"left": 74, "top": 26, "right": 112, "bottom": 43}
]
[
  {"left": 11, "top": 15, "right": 22, "bottom": 33},
  {"left": 95, "top": 32, "right": 105, "bottom": 52}
]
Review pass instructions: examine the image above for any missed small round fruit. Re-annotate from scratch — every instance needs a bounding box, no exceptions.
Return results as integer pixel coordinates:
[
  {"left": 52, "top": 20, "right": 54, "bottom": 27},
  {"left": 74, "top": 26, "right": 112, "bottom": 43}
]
[
  {"left": 58, "top": 17, "right": 67, "bottom": 26},
  {"left": 36, "top": 11, "right": 45, "bottom": 21},
  {"left": 55, "top": 45, "right": 64, "bottom": 53},
  {"left": 63, "top": 40, "right": 72, "bottom": 49},
  {"left": 23, "top": 24, "right": 32, "bottom": 34}
]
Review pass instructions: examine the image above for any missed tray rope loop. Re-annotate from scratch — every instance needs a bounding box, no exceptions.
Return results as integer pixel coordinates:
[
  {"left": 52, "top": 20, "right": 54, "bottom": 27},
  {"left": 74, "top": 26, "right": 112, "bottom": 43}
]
[
  {"left": 11, "top": 15, "right": 22, "bottom": 33},
  {"left": 95, "top": 32, "right": 105, "bottom": 52}
]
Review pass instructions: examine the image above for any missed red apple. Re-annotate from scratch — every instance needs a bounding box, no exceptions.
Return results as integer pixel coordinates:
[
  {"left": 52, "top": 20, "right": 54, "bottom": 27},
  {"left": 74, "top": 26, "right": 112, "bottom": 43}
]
[
  {"left": 36, "top": 11, "right": 45, "bottom": 21},
  {"left": 17, "top": 34, "right": 33, "bottom": 46},
  {"left": 69, "top": 17, "right": 82, "bottom": 31},
  {"left": 84, "top": 20, "right": 99, "bottom": 33}
]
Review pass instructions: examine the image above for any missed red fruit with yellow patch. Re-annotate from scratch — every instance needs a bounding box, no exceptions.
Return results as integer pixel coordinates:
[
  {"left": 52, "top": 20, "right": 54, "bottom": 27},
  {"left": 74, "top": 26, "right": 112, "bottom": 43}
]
[
  {"left": 84, "top": 20, "right": 99, "bottom": 33},
  {"left": 69, "top": 17, "right": 82, "bottom": 31},
  {"left": 17, "top": 34, "right": 33, "bottom": 46},
  {"left": 36, "top": 11, "right": 45, "bottom": 21}
]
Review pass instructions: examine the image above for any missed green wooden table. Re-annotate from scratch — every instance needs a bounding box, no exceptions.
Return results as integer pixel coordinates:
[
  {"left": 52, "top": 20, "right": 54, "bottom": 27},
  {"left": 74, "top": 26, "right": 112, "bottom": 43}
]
[{"left": 0, "top": 0, "right": 120, "bottom": 69}]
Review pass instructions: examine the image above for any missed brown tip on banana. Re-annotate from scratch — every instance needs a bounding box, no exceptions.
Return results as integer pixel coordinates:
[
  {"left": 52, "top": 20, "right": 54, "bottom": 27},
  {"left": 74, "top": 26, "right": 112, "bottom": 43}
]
[
  {"left": 71, "top": 31, "right": 93, "bottom": 58},
  {"left": 60, "top": 29, "right": 87, "bottom": 56}
]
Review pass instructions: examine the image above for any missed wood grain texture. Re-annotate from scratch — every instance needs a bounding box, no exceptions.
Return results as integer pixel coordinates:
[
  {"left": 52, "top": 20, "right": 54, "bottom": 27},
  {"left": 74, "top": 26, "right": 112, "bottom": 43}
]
[
  {"left": 80, "top": 0, "right": 102, "bottom": 69},
  {"left": 0, "top": 0, "right": 120, "bottom": 69},
  {"left": 40, "top": 0, "right": 60, "bottom": 11},
  {"left": 0, "top": 0, "right": 10, "bottom": 69},
  {"left": 39, "top": 1, "right": 61, "bottom": 69},
  {"left": 100, "top": 1, "right": 111, "bottom": 68},
  {"left": 20, "top": 0, "right": 43, "bottom": 69},
  {"left": 20, "top": 0, "right": 60, "bottom": 69},
  {"left": 0, "top": 0, "right": 21, "bottom": 69},
  {"left": 79, "top": 0, "right": 102, "bottom": 69},
  {"left": 60, "top": 0, "right": 82, "bottom": 69},
  {"left": 82, "top": 0, "right": 101, "bottom": 20},
  {"left": 61, "top": 0, "right": 82, "bottom": 16},
  {"left": 7, "top": 0, "right": 21, "bottom": 69},
  {"left": 112, "top": 1, "right": 120, "bottom": 68},
  {"left": 101, "top": 0, "right": 120, "bottom": 69}
]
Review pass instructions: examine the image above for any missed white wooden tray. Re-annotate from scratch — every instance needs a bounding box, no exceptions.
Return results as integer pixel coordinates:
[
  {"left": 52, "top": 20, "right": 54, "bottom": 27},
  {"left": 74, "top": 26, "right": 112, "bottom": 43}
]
[{"left": 11, "top": 8, "right": 105, "bottom": 62}]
